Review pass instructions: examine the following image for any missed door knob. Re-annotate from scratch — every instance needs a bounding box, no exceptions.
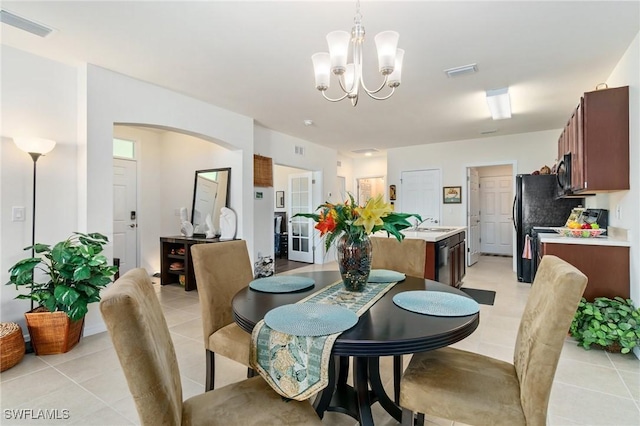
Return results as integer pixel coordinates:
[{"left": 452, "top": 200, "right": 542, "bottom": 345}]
[{"left": 129, "top": 224, "right": 137, "bottom": 228}]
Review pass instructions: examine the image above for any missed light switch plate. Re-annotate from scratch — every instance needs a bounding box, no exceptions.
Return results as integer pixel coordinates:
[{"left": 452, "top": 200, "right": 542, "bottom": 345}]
[{"left": 12, "top": 206, "right": 26, "bottom": 222}]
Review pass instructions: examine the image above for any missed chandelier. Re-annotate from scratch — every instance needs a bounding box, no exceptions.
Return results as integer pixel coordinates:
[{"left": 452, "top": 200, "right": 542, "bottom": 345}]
[{"left": 311, "top": 0, "right": 404, "bottom": 106}]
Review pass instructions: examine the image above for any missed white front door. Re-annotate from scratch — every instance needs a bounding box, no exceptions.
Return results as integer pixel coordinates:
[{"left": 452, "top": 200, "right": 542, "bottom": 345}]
[
  {"left": 288, "top": 172, "right": 314, "bottom": 263},
  {"left": 400, "top": 170, "right": 440, "bottom": 226},
  {"left": 480, "top": 175, "right": 513, "bottom": 255},
  {"left": 113, "top": 159, "right": 138, "bottom": 275},
  {"left": 468, "top": 168, "right": 480, "bottom": 266}
]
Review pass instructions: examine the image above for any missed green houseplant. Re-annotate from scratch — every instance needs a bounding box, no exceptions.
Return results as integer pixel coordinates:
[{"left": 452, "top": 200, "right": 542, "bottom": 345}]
[
  {"left": 6, "top": 232, "right": 118, "bottom": 354},
  {"left": 570, "top": 296, "right": 640, "bottom": 354}
]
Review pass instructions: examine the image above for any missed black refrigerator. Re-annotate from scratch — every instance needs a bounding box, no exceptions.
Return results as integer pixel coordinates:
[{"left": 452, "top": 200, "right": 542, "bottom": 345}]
[{"left": 513, "top": 174, "right": 583, "bottom": 283}]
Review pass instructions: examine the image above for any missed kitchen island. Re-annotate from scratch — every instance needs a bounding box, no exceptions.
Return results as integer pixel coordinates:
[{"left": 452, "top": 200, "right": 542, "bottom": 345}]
[
  {"left": 538, "top": 232, "right": 630, "bottom": 300},
  {"left": 375, "top": 226, "right": 467, "bottom": 288}
]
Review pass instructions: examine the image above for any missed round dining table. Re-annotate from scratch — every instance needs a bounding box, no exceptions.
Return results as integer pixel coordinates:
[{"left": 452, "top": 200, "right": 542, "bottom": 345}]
[{"left": 232, "top": 270, "right": 480, "bottom": 425}]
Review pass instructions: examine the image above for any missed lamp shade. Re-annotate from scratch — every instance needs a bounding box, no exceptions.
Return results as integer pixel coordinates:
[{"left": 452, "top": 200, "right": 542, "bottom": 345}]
[
  {"left": 387, "top": 49, "right": 404, "bottom": 88},
  {"left": 486, "top": 88, "right": 512, "bottom": 120},
  {"left": 13, "top": 137, "right": 56, "bottom": 155},
  {"left": 374, "top": 31, "right": 399, "bottom": 74},
  {"left": 326, "top": 30, "right": 350, "bottom": 75},
  {"left": 312, "top": 52, "right": 331, "bottom": 90}
]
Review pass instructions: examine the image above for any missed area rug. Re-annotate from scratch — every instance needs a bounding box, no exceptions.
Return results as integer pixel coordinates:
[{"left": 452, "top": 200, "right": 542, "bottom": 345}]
[{"left": 460, "top": 288, "right": 496, "bottom": 306}]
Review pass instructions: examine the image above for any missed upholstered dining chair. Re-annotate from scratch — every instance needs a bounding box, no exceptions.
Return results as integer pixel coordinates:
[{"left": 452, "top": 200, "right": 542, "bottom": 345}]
[
  {"left": 100, "top": 268, "right": 322, "bottom": 426},
  {"left": 370, "top": 237, "right": 427, "bottom": 279},
  {"left": 370, "top": 236, "right": 428, "bottom": 404},
  {"left": 399, "top": 255, "right": 588, "bottom": 426},
  {"left": 191, "top": 240, "right": 254, "bottom": 391}
]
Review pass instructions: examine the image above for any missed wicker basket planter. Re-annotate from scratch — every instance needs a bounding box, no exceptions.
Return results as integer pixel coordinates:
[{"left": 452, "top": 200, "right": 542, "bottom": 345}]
[
  {"left": 0, "top": 322, "right": 25, "bottom": 371},
  {"left": 25, "top": 308, "right": 84, "bottom": 355}
]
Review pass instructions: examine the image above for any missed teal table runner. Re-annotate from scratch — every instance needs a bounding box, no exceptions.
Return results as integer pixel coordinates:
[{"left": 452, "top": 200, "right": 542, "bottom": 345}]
[{"left": 250, "top": 279, "right": 398, "bottom": 401}]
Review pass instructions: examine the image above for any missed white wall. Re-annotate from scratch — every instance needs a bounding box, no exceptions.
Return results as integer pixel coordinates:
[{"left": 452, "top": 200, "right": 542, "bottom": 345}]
[
  {"left": 606, "top": 32, "right": 639, "bottom": 306},
  {"left": 353, "top": 155, "right": 388, "bottom": 200},
  {"left": 253, "top": 125, "right": 339, "bottom": 263},
  {"left": 388, "top": 129, "right": 558, "bottom": 226},
  {"left": 1, "top": 47, "right": 79, "bottom": 332}
]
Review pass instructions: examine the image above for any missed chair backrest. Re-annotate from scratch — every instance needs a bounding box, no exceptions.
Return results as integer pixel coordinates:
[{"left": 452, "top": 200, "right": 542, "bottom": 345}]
[
  {"left": 370, "top": 237, "right": 427, "bottom": 278},
  {"left": 100, "top": 269, "right": 183, "bottom": 425},
  {"left": 514, "top": 255, "right": 587, "bottom": 424},
  {"left": 191, "top": 240, "right": 254, "bottom": 344}
]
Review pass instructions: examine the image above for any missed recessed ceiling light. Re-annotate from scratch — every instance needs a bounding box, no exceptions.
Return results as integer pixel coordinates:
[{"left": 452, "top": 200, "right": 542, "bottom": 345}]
[
  {"left": 443, "top": 63, "right": 478, "bottom": 78},
  {"left": 486, "top": 87, "right": 512, "bottom": 120},
  {"left": 303, "top": 119, "right": 314, "bottom": 126}
]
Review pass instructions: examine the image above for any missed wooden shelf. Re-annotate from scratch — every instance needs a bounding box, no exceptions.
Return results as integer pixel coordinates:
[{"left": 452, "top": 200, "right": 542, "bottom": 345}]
[{"left": 160, "top": 236, "right": 225, "bottom": 291}]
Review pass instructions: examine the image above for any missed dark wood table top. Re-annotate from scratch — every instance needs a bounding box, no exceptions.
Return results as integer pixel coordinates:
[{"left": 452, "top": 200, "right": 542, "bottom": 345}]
[{"left": 232, "top": 271, "right": 479, "bottom": 357}]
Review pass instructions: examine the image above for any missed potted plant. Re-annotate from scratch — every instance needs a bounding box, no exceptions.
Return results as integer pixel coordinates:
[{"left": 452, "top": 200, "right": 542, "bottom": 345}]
[
  {"left": 6, "top": 232, "right": 118, "bottom": 355},
  {"left": 570, "top": 296, "right": 640, "bottom": 354}
]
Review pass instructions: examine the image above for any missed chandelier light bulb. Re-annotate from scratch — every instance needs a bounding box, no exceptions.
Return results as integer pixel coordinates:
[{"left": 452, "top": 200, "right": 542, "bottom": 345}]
[
  {"left": 312, "top": 53, "right": 331, "bottom": 90},
  {"left": 387, "top": 49, "right": 404, "bottom": 88},
  {"left": 374, "top": 31, "right": 399, "bottom": 74},
  {"left": 326, "top": 30, "right": 350, "bottom": 75}
]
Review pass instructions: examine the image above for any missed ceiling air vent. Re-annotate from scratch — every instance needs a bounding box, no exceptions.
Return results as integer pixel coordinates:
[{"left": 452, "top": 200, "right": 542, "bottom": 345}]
[
  {"left": 294, "top": 145, "right": 305, "bottom": 156},
  {"left": 444, "top": 63, "right": 478, "bottom": 78},
  {"left": 351, "top": 148, "right": 379, "bottom": 156},
  {"left": 0, "top": 9, "right": 54, "bottom": 38},
  {"left": 337, "top": 160, "right": 342, "bottom": 167}
]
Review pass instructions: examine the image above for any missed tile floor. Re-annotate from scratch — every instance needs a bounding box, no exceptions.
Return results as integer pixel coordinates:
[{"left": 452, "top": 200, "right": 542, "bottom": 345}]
[{"left": 1, "top": 255, "right": 638, "bottom": 425}]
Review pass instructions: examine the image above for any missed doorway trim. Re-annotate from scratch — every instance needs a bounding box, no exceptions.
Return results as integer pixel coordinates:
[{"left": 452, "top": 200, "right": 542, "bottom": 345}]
[{"left": 464, "top": 160, "right": 517, "bottom": 270}]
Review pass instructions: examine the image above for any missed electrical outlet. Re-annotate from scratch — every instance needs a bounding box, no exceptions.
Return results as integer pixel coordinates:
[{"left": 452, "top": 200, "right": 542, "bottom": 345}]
[{"left": 12, "top": 206, "right": 25, "bottom": 222}]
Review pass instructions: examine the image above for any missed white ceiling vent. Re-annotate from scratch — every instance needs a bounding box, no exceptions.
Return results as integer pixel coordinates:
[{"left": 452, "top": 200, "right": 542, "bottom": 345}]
[
  {"left": 444, "top": 63, "right": 478, "bottom": 78},
  {"left": 294, "top": 145, "right": 305, "bottom": 156},
  {"left": 1, "top": 9, "right": 54, "bottom": 38}
]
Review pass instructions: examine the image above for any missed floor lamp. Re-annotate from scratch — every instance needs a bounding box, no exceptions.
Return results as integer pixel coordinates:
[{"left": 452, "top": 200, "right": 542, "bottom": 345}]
[{"left": 13, "top": 137, "right": 56, "bottom": 311}]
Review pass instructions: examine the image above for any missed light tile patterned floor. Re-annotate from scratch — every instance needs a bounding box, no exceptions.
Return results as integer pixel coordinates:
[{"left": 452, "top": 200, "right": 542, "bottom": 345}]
[{"left": 1, "top": 256, "right": 638, "bottom": 425}]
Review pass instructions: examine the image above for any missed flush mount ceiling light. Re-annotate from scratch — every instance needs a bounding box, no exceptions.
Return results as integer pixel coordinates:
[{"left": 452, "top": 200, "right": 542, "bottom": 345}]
[
  {"left": 311, "top": 0, "right": 404, "bottom": 107},
  {"left": 0, "top": 9, "right": 54, "bottom": 38},
  {"left": 351, "top": 148, "right": 379, "bottom": 156},
  {"left": 486, "top": 87, "right": 512, "bottom": 120},
  {"left": 444, "top": 63, "right": 478, "bottom": 78}
]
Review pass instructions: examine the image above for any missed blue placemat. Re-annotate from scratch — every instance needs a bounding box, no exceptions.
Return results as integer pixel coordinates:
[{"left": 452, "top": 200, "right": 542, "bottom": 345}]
[
  {"left": 249, "top": 276, "right": 315, "bottom": 293},
  {"left": 393, "top": 291, "right": 480, "bottom": 317},
  {"left": 368, "top": 269, "right": 406, "bottom": 283},
  {"left": 264, "top": 303, "right": 358, "bottom": 336}
]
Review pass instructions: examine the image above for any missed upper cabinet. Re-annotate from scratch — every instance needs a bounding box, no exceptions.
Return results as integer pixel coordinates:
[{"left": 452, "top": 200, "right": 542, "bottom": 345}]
[{"left": 558, "top": 86, "right": 629, "bottom": 194}]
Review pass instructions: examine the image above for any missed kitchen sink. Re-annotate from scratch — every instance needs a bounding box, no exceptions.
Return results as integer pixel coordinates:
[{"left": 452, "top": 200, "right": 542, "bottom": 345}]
[{"left": 417, "top": 227, "right": 457, "bottom": 232}]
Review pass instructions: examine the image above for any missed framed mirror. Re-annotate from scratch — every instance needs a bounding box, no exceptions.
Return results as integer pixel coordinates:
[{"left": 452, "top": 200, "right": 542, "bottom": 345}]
[{"left": 191, "top": 168, "right": 231, "bottom": 238}]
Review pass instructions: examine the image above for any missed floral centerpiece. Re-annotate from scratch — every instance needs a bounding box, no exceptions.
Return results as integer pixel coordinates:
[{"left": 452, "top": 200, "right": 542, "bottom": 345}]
[{"left": 294, "top": 194, "right": 421, "bottom": 291}]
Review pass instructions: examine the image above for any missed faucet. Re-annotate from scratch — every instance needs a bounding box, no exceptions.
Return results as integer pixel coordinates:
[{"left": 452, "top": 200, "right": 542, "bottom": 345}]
[{"left": 412, "top": 217, "right": 439, "bottom": 230}]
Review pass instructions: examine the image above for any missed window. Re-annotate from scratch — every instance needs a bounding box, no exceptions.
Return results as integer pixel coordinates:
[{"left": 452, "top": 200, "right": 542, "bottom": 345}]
[{"left": 113, "top": 138, "right": 135, "bottom": 159}]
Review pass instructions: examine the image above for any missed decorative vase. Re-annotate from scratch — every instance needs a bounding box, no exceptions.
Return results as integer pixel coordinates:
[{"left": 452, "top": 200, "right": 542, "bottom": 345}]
[{"left": 336, "top": 233, "right": 372, "bottom": 292}]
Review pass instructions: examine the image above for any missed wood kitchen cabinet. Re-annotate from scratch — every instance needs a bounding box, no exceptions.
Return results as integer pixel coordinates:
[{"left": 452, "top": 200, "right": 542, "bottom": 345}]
[
  {"left": 540, "top": 242, "right": 629, "bottom": 301},
  {"left": 558, "top": 86, "right": 629, "bottom": 194}
]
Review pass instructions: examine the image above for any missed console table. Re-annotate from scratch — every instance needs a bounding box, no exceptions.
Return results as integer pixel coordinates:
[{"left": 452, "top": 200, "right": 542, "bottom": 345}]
[{"left": 160, "top": 236, "right": 223, "bottom": 291}]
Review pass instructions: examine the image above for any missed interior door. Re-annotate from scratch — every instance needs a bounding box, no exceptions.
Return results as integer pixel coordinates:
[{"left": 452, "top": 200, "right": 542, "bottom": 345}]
[
  {"left": 400, "top": 170, "right": 440, "bottom": 226},
  {"left": 480, "top": 175, "right": 513, "bottom": 255},
  {"left": 288, "top": 172, "right": 314, "bottom": 263},
  {"left": 113, "top": 158, "right": 138, "bottom": 275},
  {"left": 467, "top": 167, "right": 480, "bottom": 266}
]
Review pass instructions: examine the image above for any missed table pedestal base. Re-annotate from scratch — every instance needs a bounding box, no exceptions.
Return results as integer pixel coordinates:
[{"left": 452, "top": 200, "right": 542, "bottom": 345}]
[{"left": 314, "top": 356, "right": 402, "bottom": 425}]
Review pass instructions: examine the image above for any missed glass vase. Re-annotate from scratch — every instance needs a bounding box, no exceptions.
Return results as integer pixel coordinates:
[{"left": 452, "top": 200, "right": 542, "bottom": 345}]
[{"left": 336, "top": 233, "right": 372, "bottom": 292}]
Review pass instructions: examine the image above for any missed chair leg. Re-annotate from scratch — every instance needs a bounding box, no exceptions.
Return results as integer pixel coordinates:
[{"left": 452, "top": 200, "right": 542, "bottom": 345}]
[
  {"left": 401, "top": 408, "right": 425, "bottom": 426},
  {"left": 247, "top": 367, "right": 256, "bottom": 378},
  {"left": 394, "top": 355, "right": 402, "bottom": 404},
  {"left": 205, "top": 350, "right": 215, "bottom": 392}
]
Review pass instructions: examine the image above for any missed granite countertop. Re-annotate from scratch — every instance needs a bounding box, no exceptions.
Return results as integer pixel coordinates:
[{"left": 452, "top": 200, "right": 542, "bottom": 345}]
[{"left": 538, "top": 232, "right": 630, "bottom": 247}]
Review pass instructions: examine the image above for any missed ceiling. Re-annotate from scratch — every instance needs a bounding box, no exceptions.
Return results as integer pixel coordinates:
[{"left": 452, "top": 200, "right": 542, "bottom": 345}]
[{"left": 2, "top": 1, "right": 638, "bottom": 157}]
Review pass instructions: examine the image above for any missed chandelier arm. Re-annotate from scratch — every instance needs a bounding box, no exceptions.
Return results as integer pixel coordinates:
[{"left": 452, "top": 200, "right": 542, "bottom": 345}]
[
  {"left": 363, "top": 87, "right": 396, "bottom": 101},
  {"left": 321, "top": 91, "right": 351, "bottom": 102},
  {"left": 360, "top": 74, "right": 390, "bottom": 95}
]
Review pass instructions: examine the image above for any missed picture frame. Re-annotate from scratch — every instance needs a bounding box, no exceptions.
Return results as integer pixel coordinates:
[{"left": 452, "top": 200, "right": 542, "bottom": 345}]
[
  {"left": 255, "top": 191, "right": 263, "bottom": 199},
  {"left": 443, "top": 186, "right": 462, "bottom": 204},
  {"left": 276, "top": 190, "right": 285, "bottom": 208}
]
